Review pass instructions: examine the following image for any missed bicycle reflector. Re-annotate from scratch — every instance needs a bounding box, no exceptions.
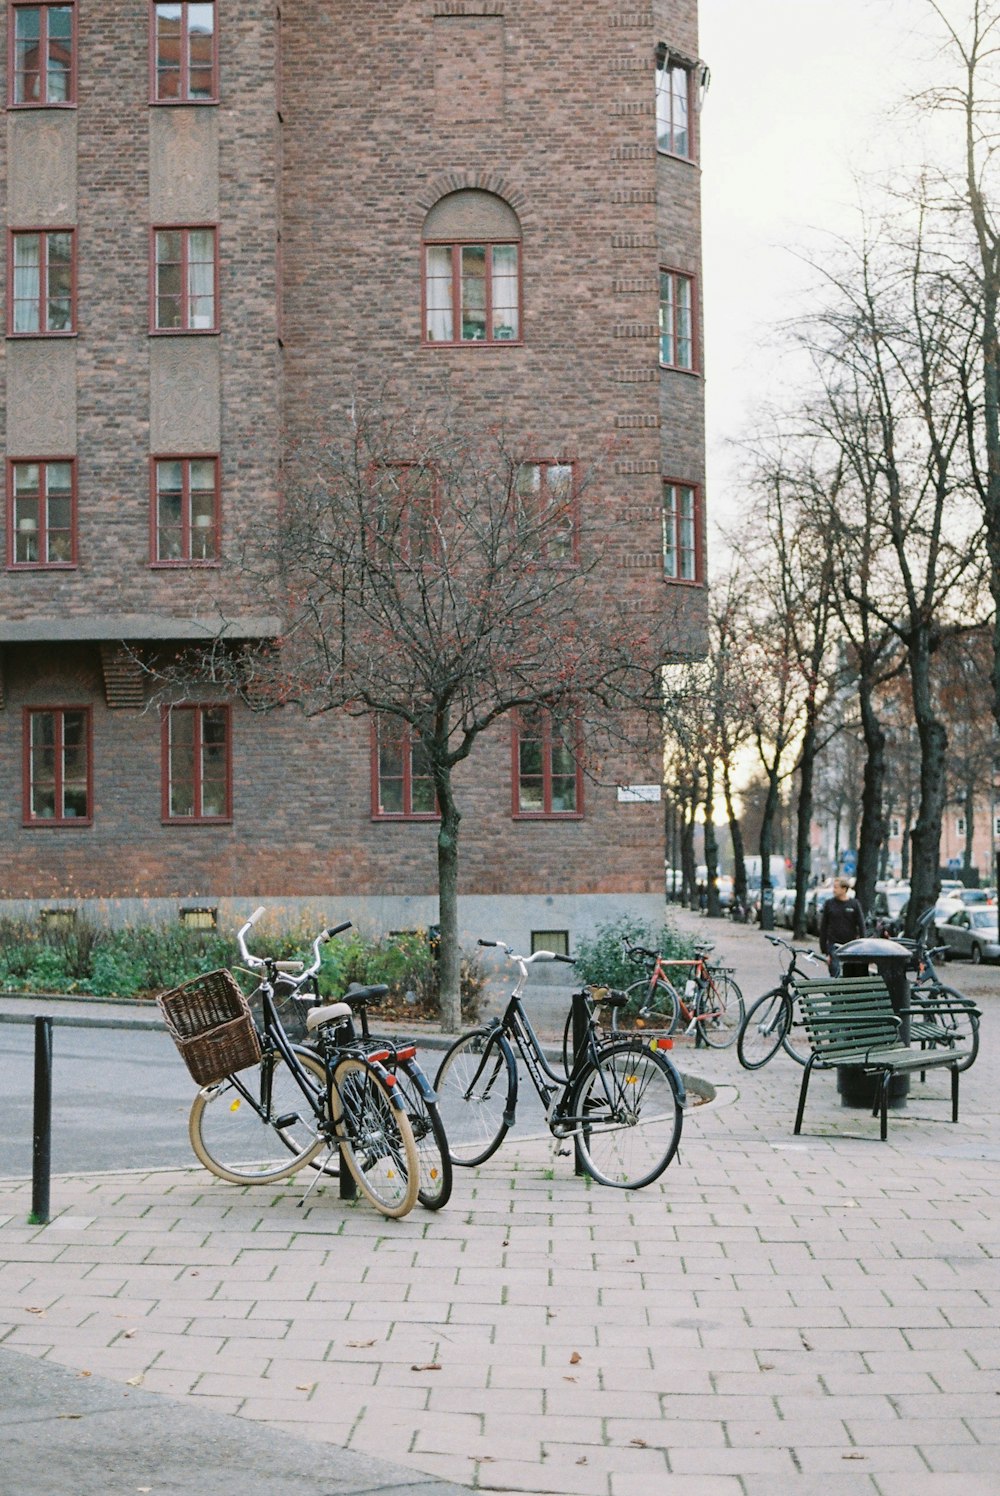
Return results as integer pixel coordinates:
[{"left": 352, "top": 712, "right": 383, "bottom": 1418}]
[{"left": 649, "top": 1037, "right": 674, "bottom": 1050}]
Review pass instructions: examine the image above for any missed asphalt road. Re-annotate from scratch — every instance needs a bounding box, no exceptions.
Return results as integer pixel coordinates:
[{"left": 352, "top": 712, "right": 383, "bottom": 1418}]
[{"left": 0, "top": 1021, "right": 196, "bottom": 1177}]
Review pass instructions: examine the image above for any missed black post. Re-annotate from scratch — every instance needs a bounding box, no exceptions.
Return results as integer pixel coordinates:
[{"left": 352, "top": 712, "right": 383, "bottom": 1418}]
[
  {"left": 31, "top": 1016, "right": 53, "bottom": 1225},
  {"left": 571, "top": 991, "right": 590, "bottom": 1176}
]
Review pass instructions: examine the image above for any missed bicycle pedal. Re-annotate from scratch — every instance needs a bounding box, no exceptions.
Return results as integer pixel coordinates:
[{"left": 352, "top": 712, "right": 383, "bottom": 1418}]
[{"left": 555, "top": 1146, "right": 572, "bottom": 1157}]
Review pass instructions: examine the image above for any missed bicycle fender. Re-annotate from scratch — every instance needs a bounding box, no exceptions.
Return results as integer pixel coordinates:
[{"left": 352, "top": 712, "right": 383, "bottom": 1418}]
[{"left": 366, "top": 1057, "right": 407, "bottom": 1110}]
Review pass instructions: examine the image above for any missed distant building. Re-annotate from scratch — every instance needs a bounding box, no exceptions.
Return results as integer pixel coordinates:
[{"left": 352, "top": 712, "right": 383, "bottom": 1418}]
[{"left": 0, "top": 1, "right": 708, "bottom": 948}]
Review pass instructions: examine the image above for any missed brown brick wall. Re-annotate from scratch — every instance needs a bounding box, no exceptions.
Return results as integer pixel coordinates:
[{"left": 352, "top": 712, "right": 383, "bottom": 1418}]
[{"left": 0, "top": 2, "right": 705, "bottom": 919}]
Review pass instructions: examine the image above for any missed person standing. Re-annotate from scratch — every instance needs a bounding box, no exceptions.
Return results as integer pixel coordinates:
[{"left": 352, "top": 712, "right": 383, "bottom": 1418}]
[{"left": 819, "top": 877, "right": 867, "bottom": 974}]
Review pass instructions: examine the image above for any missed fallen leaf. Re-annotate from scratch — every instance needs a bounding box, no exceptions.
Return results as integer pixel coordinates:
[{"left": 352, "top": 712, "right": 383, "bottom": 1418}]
[
  {"left": 125, "top": 1374, "right": 144, "bottom": 1388},
  {"left": 563, "top": 1375, "right": 577, "bottom": 1383},
  {"left": 346, "top": 1339, "right": 376, "bottom": 1348},
  {"left": 78, "top": 1371, "right": 92, "bottom": 1379},
  {"left": 569, "top": 1351, "right": 582, "bottom": 1365},
  {"left": 842, "top": 1453, "right": 866, "bottom": 1461},
  {"left": 57, "top": 1414, "right": 82, "bottom": 1421},
  {"left": 123, "top": 1329, "right": 137, "bottom": 1339},
  {"left": 759, "top": 1363, "right": 775, "bottom": 1371},
  {"left": 630, "top": 1438, "right": 648, "bottom": 1448},
  {"left": 411, "top": 1363, "right": 441, "bottom": 1372},
  {"left": 576, "top": 1457, "right": 588, "bottom": 1465},
  {"left": 25, "top": 1306, "right": 46, "bottom": 1316}
]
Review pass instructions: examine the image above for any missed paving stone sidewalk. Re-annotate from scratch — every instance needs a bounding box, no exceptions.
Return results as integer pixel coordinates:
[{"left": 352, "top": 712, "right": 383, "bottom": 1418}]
[{"left": 1, "top": 911, "right": 998, "bottom": 1495}]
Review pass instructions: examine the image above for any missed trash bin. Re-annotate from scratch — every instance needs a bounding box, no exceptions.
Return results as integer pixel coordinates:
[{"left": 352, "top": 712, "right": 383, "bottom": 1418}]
[{"left": 831, "top": 936, "right": 912, "bottom": 1109}]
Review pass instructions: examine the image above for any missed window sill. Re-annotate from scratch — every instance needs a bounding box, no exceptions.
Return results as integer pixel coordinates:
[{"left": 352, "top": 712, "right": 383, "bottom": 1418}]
[
  {"left": 372, "top": 812, "right": 441, "bottom": 823},
  {"left": 421, "top": 339, "right": 523, "bottom": 351},
  {"left": 7, "top": 331, "right": 77, "bottom": 341},
  {"left": 8, "top": 102, "right": 77, "bottom": 112},
  {"left": 659, "top": 361, "right": 701, "bottom": 377},
  {"left": 513, "top": 811, "right": 584, "bottom": 822},
  {"left": 149, "top": 328, "right": 221, "bottom": 337},
  {"left": 23, "top": 818, "right": 92, "bottom": 829},
  {"left": 150, "top": 560, "right": 221, "bottom": 569},
  {"left": 8, "top": 562, "right": 77, "bottom": 572},
  {"left": 162, "top": 816, "right": 233, "bottom": 827},
  {"left": 150, "top": 98, "right": 219, "bottom": 108},
  {"left": 656, "top": 145, "right": 698, "bottom": 166},
  {"left": 663, "top": 574, "right": 705, "bottom": 588}
]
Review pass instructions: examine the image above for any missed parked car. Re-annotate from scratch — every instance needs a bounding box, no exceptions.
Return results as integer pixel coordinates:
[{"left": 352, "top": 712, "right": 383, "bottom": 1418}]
[
  {"left": 774, "top": 886, "right": 798, "bottom": 929},
  {"left": 936, "top": 907, "right": 1000, "bottom": 964},
  {"left": 805, "top": 883, "right": 836, "bottom": 936},
  {"left": 872, "top": 884, "right": 910, "bottom": 934},
  {"left": 713, "top": 875, "right": 734, "bottom": 910}
]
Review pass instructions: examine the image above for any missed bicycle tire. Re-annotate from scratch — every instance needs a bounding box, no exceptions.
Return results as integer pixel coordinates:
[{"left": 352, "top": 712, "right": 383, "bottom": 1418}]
[
  {"left": 737, "top": 989, "right": 791, "bottom": 1070},
  {"left": 394, "top": 1059, "right": 453, "bottom": 1210},
  {"left": 780, "top": 998, "right": 811, "bottom": 1065},
  {"left": 570, "top": 1040, "right": 683, "bottom": 1189},
  {"left": 434, "top": 1028, "right": 517, "bottom": 1166},
  {"left": 912, "top": 985, "right": 980, "bottom": 1072},
  {"left": 614, "top": 978, "right": 681, "bottom": 1034},
  {"left": 330, "top": 1056, "right": 419, "bottom": 1218},
  {"left": 189, "top": 1046, "right": 327, "bottom": 1184},
  {"left": 696, "top": 971, "right": 745, "bottom": 1049}
]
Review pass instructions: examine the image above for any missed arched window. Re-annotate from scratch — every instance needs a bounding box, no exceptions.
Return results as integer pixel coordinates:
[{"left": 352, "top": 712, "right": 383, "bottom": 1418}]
[{"left": 422, "top": 190, "right": 521, "bottom": 346}]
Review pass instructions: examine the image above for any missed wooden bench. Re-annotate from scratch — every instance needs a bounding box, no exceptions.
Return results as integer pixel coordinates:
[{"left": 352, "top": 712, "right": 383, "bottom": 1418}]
[{"left": 793, "top": 976, "right": 970, "bottom": 1140}]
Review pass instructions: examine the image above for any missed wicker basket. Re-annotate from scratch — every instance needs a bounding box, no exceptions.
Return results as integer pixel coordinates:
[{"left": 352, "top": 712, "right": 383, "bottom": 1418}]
[{"left": 158, "top": 969, "right": 261, "bottom": 1085}]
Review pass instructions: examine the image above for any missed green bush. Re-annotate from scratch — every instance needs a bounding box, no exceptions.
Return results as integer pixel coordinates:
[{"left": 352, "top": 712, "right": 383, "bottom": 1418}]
[
  {"left": 572, "top": 915, "right": 695, "bottom": 991},
  {"left": 0, "top": 914, "right": 483, "bottom": 1022}
]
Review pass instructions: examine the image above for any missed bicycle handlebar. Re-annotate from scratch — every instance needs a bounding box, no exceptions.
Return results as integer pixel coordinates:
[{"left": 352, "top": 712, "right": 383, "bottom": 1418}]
[
  {"left": 235, "top": 908, "right": 352, "bottom": 986},
  {"left": 478, "top": 938, "right": 575, "bottom": 965}
]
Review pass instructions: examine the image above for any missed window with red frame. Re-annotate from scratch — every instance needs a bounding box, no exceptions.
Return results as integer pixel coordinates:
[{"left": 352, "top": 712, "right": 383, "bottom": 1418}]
[
  {"left": 152, "top": 456, "right": 219, "bottom": 563},
  {"left": 8, "top": 459, "right": 74, "bottom": 566},
  {"left": 371, "top": 462, "right": 437, "bottom": 560},
  {"left": 10, "top": 3, "right": 74, "bottom": 105},
  {"left": 424, "top": 241, "right": 519, "bottom": 345},
  {"left": 23, "top": 707, "right": 90, "bottom": 824},
  {"left": 9, "top": 229, "right": 74, "bottom": 334},
  {"left": 163, "top": 704, "right": 231, "bottom": 821},
  {"left": 659, "top": 269, "right": 694, "bottom": 369},
  {"left": 152, "top": 2, "right": 217, "bottom": 102},
  {"left": 663, "top": 481, "right": 700, "bottom": 582},
  {"left": 655, "top": 57, "right": 692, "bottom": 157},
  {"left": 152, "top": 226, "right": 217, "bottom": 331},
  {"left": 373, "top": 718, "right": 437, "bottom": 818},
  {"left": 514, "top": 710, "right": 582, "bottom": 817},
  {"left": 514, "top": 461, "right": 576, "bottom": 563}
]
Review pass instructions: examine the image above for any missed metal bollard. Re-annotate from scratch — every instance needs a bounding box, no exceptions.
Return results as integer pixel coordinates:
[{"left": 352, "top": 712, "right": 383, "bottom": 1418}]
[{"left": 31, "top": 1015, "right": 53, "bottom": 1225}]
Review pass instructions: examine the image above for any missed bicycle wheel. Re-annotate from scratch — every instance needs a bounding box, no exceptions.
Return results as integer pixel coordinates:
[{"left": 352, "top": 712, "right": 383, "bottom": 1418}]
[
  {"left": 737, "top": 989, "right": 790, "bottom": 1070},
  {"left": 616, "top": 978, "right": 680, "bottom": 1034},
  {"left": 434, "top": 1028, "right": 516, "bottom": 1166},
  {"left": 330, "top": 1056, "right": 419, "bottom": 1218},
  {"left": 697, "top": 972, "right": 745, "bottom": 1049},
  {"left": 570, "top": 1040, "right": 683, "bottom": 1189},
  {"left": 780, "top": 999, "right": 811, "bottom": 1066},
  {"left": 394, "top": 1060, "right": 453, "bottom": 1210},
  {"left": 913, "top": 985, "right": 980, "bottom": 1072},
  {"left": 189, "top": 1046, "right": 327, "bottom": 1184}
]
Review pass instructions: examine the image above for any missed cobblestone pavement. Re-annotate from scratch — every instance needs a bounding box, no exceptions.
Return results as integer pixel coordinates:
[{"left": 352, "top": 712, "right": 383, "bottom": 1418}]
[{"left": 1, "top": 911, "right": 998, "bottom": 1495}]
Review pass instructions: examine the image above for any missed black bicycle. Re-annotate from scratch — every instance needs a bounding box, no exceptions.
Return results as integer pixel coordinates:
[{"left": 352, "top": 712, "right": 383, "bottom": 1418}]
[
  {"left": 900, "top": 909, "right": 980, "bottom": 1072},
  {"left": 434, "top": 941, "right": 685, "bottom": 1190},
  {"left": 736, "top": 934, "right": 825, "bottom": 1069},
  {"left": 185, "top": 909, "right": 421, "bottom": 1217}
]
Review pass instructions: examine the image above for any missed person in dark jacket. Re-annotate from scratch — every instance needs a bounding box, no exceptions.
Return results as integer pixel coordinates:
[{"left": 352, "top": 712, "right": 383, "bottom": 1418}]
[{"left": 819, "top": 877, "right": 866, "bottom": 974}]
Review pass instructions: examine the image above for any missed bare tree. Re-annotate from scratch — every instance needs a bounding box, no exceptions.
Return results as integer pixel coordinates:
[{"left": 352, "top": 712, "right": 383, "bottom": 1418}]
[{"left": 183, "top": 410, "right": 674, "bottom": 1028}]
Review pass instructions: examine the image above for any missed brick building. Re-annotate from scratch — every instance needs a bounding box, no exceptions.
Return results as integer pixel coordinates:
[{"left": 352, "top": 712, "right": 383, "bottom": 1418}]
[{"left": 0, "top": 1, "right": 708, "bottom": 952}]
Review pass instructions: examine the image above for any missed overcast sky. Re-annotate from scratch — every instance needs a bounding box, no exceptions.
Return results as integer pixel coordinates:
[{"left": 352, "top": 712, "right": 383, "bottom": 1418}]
[{"left": 698, "top": 0, "right": 953, "bottom": 543}]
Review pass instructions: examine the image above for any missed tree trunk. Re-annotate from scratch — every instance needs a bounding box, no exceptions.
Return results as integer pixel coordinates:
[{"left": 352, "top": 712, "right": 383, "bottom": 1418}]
[
  {"left": 792, "top": 719, "right": 817, "bottom": 939},
  {"left": 855, "top": 672, "right": 887, "bottom": 920},
  {"left": 680, "top": 775, "right": 699, "bottom": 909},
  {"left": 758, "top": 762, "right": 781, "bottom": 930},
  {"left": 963, "top": 783, "right": 975, "bottom": 876},
  {"left": 434, "top": 764, "right": 462, "bottom": 1032},
  {"left": 906, "top": 634, "right": 948, "bottom": 934},
  {"left": 703, "top": 755, "right": 721, "bottom": 918},
  {"left": 722, "top": 759, "right": 748, "bottom": 904}
]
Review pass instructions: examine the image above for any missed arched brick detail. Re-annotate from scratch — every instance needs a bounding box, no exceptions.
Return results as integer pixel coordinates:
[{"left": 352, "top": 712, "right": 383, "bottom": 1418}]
[{"left": 413, "top": 171, "right": 532, "bottom": 229}]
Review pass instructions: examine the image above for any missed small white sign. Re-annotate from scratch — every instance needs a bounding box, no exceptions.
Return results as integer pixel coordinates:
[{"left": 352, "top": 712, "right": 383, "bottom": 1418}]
[{"left": 617, "top": 784, "right": 662, "bottom": 803}]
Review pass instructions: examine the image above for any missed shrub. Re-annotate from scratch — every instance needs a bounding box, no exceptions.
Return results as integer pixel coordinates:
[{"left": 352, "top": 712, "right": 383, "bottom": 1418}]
[{"left": 572, "top": 915, "right": 695, "bottom": 991}]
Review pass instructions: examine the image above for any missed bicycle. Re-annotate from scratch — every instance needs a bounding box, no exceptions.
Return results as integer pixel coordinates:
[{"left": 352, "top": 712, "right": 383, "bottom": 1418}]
[
  {"left": 736, "top": 934, "right": 825, "bottom": 1070},
  {"left": 611, "top": 935, "right": 745, "bottom": 1048},
  {"left": 434, "top": 940, "right": 685, "bottom": 1190},
  {"left": 900, "top": 909, "right": 980, "bottom": 1073},
  {"left": 185, "top": 908, "right": 421, "bottom": 1218}
]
